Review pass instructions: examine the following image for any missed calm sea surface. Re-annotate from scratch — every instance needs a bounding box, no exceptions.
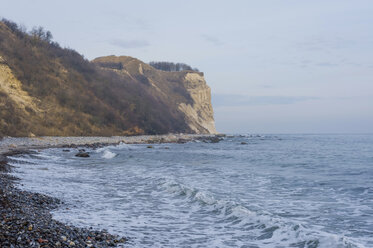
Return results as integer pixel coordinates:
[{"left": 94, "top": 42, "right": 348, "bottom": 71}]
[{"left": 9, "top": 134, "right": 373, "bottom": 247}]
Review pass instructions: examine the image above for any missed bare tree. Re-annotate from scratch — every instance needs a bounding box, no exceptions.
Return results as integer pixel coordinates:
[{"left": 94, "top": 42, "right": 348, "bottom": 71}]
[{"left": 30, "top": 26, "right": 53, "bottom": 42}]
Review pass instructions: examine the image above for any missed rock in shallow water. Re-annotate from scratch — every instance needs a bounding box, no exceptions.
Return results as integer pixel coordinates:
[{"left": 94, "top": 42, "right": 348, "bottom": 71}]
[{"left": 75, "top": 151, "right": 90, "bottom": 157}]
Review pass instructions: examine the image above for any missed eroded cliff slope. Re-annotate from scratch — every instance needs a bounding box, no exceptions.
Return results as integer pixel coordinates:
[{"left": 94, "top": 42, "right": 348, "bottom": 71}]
[
  {"left": 93, "top": 56, "right": 216, "bottom": 134},
  {"left": 0, "top": 20, "right": 216, "bottom": 136}
]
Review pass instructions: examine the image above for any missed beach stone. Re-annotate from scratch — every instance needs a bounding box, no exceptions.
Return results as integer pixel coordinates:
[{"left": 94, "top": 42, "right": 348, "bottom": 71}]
[
  {"left": 75, "top": 151, "right": 89, "bottom": 157},
  {"left": 38, "top": 238, "right": 48, "bottom": 243},
  {"left": 209, "top": 137, "right": 222, "bottom": 143},
  {"left": 177, "top": 138, "right": 188, "bottom": 144}
]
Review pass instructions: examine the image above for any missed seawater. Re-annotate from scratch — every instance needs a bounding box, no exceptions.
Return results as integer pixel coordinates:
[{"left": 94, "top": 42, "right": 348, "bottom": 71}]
[{"left": 8, "top": 135, "right": 373, "bottom": 247}]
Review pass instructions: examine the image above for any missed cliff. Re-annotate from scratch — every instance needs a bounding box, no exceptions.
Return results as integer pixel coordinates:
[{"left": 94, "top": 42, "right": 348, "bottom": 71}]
[
  {"left": 179, "top": 73, "right": 216, "bottom": 134},
  {"left": 0, "top": 20, "right": 216, "bottom": 137},
  {"left": 93, "top": 56, "right": 216, "bottom": 134}
]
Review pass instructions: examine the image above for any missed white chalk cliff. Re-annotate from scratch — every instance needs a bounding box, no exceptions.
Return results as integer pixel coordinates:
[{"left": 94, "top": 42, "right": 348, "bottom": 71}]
[{"left": 179, "top": 72, "right": 216, "bottom": 134}]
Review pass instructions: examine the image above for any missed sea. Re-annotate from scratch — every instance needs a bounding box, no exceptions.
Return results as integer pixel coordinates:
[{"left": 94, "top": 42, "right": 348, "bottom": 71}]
[{"left": 8, "top": 134, "right": 373, "bottom": 248}]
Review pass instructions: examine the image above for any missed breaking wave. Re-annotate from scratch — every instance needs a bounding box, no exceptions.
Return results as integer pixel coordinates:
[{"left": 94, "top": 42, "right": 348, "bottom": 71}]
[{"left": 157, "top": 177, "right": 366, "bottom": 248}]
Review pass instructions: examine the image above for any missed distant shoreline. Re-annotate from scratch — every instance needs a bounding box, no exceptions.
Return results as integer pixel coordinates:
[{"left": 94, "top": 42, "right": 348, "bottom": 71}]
[{"left": 0, "top": 133, "right": 222, "bottom": 155}]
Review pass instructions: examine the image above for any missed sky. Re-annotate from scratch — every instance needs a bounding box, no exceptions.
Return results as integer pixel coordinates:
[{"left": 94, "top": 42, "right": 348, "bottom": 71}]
[{"left": 1, "top": 0, "right": 373, "bottom": 133}]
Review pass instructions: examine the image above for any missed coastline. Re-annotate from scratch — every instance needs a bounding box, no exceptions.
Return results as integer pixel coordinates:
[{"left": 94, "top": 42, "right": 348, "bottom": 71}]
[
  {"left": 0, "top": 134, "right": 220, "bottom": 154},
  {"left": 0, "top": 134, "right": 223, "bottom": 247},
  {"left": 0, "top": 149, "right": 127, "bottom": 247}
]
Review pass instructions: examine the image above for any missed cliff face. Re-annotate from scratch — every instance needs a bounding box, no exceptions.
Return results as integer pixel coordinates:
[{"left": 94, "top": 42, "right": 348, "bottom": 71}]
[
  {"left": 0, "top": 56, "right": 42, "bottom": 135},
  {"left": 0, "top": 20, "right": 216, "bottom": 137},
  {"left": 0, "top": 56, "right": 39, "bottom": 114},
  {"left": 93, "top": 56, "right": 216, "bottom": 134},
  {"left": 179, "top": 73, "right": 216, "bottom": 134}
]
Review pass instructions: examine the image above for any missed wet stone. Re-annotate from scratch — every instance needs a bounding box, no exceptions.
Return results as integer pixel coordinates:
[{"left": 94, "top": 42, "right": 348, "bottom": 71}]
[{"left": 75, "top": 151, "right": 90, "bottom": 157}]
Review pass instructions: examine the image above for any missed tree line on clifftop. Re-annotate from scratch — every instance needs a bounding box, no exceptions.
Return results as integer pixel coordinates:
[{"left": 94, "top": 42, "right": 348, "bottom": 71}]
[{"left": 149, "top": 61, "right": 199, "bottom": 72}]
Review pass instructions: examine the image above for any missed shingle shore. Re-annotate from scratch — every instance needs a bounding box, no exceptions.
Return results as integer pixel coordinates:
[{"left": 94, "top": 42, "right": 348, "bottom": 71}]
[
  {"left": 0, "top": 151, "right": 126, "bottom": 248},
  {"left": 0, "top": 134, "right": 217, "bottom": 153}
]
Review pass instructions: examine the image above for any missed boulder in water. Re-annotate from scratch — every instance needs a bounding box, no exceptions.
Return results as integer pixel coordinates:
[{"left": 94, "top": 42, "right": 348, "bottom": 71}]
[{"left": 75, "top": 151, "right": 90, "bottom": 157}]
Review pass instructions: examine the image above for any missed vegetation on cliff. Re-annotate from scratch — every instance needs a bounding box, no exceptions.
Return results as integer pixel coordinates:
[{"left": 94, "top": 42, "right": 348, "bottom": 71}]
[
  {"left": 0, "top": 18, "right": 216, "bottom": 137},
  {"left": 149, "top": 61, "right": 199, "bottom": 72}
]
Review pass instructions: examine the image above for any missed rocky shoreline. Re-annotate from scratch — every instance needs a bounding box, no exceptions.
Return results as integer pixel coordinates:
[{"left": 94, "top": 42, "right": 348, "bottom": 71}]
[
  {"left": 0, "top": 134, "right": 224, "bottom": 247},
  {"left": 0, "top": 134, "right": 221, "bottom": 154},
  {"left": 0, "top": 151, "right": 127, "bottom": 248}
]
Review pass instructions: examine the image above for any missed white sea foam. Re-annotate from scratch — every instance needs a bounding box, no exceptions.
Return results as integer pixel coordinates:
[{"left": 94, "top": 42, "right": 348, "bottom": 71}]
[
  {"left": 157, "top": 177, "right": 367, "bottom": 248},
  {"left": 102, "top": 150, "right": 117, "bottom": 159},
  {"left": 7, "top": 156, "right": 37, "bottom": 164},
  {"left": 95, "top": 142, "right": 138, "bottom": 153}
]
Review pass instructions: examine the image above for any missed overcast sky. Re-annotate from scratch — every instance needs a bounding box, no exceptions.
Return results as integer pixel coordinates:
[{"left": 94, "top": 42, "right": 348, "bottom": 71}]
[{"left": 2, "top": 0, "right": 373, "bottom": 133}]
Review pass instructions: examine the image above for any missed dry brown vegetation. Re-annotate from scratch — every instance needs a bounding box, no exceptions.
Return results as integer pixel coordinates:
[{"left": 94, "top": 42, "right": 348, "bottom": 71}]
[
  {"left": 149, "top": 61, "right": 199, "bottom": 72},
  {"left": 0, "top": 19, "right": 198, "bottom": 137}
]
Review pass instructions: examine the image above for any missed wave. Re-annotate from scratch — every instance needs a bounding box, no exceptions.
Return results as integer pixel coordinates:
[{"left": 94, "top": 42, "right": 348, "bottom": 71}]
[
  {"left": 95, "top": 142, "right": 138, "bottom": 153},
  {"left": 101, "top": 150, "right": 117, "bottom": 159},
  {"left": 7, "top": 156, "right": 38, "bottom": 164},
  {"left": 95, "top": 142, "right": 139, "bottom": 159},
  {"left": 7, "top": 151, "right": 61, "bottom": 165},
  {"left": 157, "top": 177, "right": 366, "bottom": 248},
  {"left": 7, "top": 144, "right": 370, "bottom": 248}
]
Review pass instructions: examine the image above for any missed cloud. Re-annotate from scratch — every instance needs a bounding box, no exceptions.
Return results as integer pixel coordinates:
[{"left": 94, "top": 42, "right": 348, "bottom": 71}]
[
  {"left": 110, "top": 39, "right": 150, "bottom": 49},
  {"left": 102, "top": 10, "right": 152, "bottom": 30},
  {"left": 212, "top": 94, "right": 319, "bottom": 107},
  {"left": 315, "top": 62, "right": 338, "bottom": 67},
  {"left": 296, "top": 36, "right": 357, "bottom": 52},
  {"left": 258, "top": 84, "right": 273, "bottom": 88},
  {"left": 201, "top": 34, "right": 223, "bottom": 46},
  {"left": 299, "top": 59, "right": 341, "bottom": 68}
]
